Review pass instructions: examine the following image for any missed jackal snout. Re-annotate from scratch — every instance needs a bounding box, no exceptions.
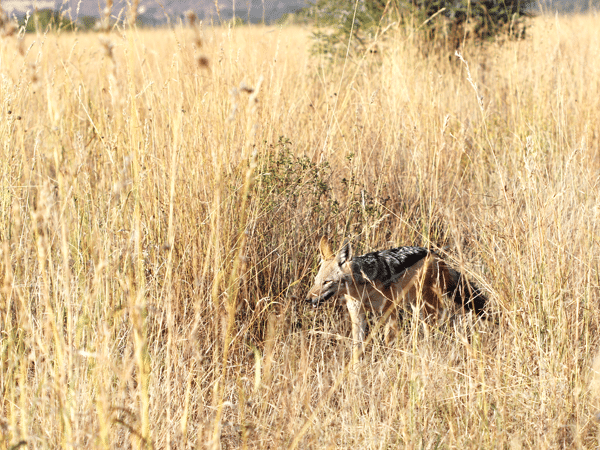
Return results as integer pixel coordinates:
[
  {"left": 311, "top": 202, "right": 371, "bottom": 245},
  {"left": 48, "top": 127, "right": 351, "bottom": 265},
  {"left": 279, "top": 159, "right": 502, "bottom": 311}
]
[
  {"left": 306, "top": 291, "right": 330, "bottom": 308},
  {"left": 305, "top": 280, "right": 339, "bottom": 308}
]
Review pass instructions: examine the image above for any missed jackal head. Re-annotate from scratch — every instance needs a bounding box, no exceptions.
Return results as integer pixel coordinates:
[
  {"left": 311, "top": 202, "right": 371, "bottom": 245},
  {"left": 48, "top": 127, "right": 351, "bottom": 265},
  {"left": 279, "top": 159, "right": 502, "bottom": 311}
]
[{"left": 306, "top": 237, "right": 353, "bottom": 308}]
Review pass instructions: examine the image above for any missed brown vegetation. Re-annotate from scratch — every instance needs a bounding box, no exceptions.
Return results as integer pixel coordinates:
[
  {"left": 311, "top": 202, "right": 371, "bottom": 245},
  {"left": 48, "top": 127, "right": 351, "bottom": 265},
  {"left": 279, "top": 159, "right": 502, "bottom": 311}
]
[{"left": 1, "top": 14, "right": 600, "bottom": 448}]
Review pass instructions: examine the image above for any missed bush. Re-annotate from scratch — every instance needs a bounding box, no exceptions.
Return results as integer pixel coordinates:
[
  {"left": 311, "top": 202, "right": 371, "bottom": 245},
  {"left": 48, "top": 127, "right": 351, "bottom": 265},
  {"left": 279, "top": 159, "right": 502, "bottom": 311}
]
[
  {"left": 415, "top": 0, "right": 533, "bottom": 44},
  {"left": 21, "top": 9, "right": 75, "bottom": 33},
  {"left": 309, "top": 0, "right": 533, "bottom": 56},
  {"left": 78, "top": 15, "right": 99, "bottom": 31}
]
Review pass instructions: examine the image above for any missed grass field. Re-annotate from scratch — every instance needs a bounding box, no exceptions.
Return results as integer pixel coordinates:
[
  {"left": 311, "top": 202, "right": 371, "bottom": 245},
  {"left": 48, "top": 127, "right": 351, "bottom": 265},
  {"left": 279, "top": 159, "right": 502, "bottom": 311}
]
[{"left": 1, "top": 11, "right": 600, "bottom": 449}]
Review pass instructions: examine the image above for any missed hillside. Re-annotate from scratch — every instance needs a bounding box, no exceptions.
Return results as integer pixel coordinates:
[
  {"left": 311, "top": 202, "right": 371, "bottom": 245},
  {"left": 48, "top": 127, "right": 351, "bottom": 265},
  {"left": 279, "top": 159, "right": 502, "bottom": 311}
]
[{"left": 2, "top": 0, "right": 308, "bottom": 24}]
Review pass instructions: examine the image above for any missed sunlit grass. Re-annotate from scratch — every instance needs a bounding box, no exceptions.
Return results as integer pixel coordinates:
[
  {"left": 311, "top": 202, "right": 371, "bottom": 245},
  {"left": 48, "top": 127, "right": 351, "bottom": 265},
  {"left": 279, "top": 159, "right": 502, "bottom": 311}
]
[{"left": 1, "top": 13, "right": 600, "bottom": 449}]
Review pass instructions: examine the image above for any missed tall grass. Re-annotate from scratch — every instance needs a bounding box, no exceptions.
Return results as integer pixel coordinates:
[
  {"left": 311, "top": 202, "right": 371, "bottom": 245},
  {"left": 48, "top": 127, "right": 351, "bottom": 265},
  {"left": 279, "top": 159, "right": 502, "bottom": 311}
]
[{"left": 1, "top": 13, "right": 600, "bottom": 448}]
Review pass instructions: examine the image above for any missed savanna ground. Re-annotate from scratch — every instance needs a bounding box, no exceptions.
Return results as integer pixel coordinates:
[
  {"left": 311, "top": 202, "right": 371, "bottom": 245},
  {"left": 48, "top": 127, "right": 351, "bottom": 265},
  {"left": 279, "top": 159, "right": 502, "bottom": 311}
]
[{"left": 1, "top": 10, "right": 600, "bottom": 449}]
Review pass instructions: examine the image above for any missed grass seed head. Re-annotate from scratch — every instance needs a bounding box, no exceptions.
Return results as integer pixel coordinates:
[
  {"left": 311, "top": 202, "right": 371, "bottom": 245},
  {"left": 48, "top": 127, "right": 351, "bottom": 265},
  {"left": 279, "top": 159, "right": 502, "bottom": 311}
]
[
  {"left": 239, "top": 82, "right": 254, "bottom": 94},
  {"left": 186, "top": 10, "right": 197, "bottom": 28},
  {"left": 28, "top": 62, "right": 39, "bottom": 85},
  {"left": 2, "top": 21, "right": 17, "bottom": 37},
  {"left": 197, "top": 55, "right": 210, "bottom": 69},
  {"left": 99, "top": 36, "right": 115, "bottom": 61},
  {"left": 129, "top": 0, "right": 140, "bottom": 26},
  {"left": 101, "top": 0, "right": 113, "bottom": 31},
  {"left": 0, "top": 6, "right": 18, "bottom": 37},
  {"left": 187, "top": 11, "right": 208, "bottom": 69}
]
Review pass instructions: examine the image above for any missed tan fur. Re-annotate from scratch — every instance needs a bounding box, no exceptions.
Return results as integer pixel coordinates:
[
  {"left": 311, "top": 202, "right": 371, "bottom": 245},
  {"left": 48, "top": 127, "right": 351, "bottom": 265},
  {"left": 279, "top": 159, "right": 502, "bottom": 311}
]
[
  {"left": 306, "top": 238, "right": 456, "bottom": 364},
  {"left": 319, "top": 236, "right": 334, "bottom": 260}
]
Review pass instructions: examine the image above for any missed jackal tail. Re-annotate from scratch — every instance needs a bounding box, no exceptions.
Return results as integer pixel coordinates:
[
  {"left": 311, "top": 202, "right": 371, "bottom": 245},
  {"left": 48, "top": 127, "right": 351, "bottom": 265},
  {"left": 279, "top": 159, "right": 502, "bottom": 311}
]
[{"left": 446, "top": 267, "right": 487, "bottom": 316}]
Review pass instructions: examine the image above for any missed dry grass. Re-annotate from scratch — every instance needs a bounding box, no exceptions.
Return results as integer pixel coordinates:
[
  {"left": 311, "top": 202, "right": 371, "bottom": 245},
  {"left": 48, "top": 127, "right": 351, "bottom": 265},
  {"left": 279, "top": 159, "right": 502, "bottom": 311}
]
[{"left": 1, "top": 13, "right": 600, "bottom": 449}]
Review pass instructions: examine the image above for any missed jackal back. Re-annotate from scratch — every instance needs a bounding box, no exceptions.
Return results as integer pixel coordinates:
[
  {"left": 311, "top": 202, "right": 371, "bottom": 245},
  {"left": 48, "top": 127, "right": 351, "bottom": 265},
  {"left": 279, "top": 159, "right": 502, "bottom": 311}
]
[{"left": 305, "top": 237, "right": 486, "bottom": 315}]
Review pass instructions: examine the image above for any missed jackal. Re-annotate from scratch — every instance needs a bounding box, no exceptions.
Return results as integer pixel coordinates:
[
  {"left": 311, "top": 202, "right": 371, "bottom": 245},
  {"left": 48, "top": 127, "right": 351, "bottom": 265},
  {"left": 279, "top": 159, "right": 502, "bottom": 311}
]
[{"left": 306, "top": 237, "right": 486, "bottom": 361}]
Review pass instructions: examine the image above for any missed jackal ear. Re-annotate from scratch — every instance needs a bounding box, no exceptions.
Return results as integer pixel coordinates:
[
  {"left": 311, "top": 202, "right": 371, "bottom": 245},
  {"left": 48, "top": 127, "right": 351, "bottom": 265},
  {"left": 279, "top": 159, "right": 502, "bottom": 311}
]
[
  {"left": 336, "top": 240, "right": 352, "bottom": 265},
  {"left": 319, "top": 236, "right": 334, "bottom": 260}
]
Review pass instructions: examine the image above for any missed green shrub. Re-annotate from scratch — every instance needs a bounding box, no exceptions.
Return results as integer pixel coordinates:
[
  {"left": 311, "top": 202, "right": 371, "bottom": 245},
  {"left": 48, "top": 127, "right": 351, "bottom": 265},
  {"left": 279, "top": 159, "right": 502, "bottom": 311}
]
[
  {"left": 21, "top": 9, "right": 75, "bottom": 33},
  {"left": 309, "top": 0, "right": 533, "bottom": 56}
]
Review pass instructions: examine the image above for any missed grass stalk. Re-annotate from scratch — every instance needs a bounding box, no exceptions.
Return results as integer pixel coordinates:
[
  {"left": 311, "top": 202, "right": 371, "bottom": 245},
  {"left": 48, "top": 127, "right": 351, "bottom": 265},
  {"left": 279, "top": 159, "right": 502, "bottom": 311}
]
[{"left": 1, "top": 15, "right": 599, "bottom": 449}]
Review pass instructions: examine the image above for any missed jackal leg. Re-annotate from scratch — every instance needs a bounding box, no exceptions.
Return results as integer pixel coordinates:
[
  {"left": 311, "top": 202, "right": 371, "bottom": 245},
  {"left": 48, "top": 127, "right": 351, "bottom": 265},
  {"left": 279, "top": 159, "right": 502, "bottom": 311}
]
[
  {"left": 345, "top": 296, "right": 366, "bottom": 364},
  {"left": 381, "top": 302, "right": 400, "bottom": 345}
]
